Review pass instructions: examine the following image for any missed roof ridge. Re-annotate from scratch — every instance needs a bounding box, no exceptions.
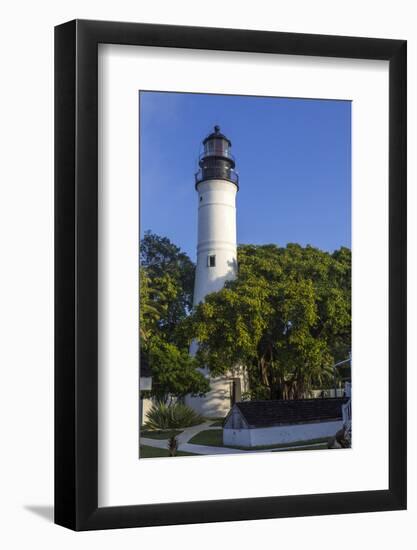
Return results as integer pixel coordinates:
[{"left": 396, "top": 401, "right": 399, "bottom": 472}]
[
  {"left": 236, "top": 397, "right": 346, "bottom": 405},
  {"left": 231, "top": 398, "right": 348, "bottom": 428}
]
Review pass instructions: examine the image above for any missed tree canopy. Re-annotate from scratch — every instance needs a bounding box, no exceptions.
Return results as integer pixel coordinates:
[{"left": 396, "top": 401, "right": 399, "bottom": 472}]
[
  {"left": 139, "top": 232, "right": 209, "bottom": 400},
  {"left": 185, "top": 243, "right": 351, "bottom": 400},
  {"left": 140, "top": 231, "right": 195, "bottom": 344},
  {"left": 140, "top": 232, "right": 351, "bottom": 402}
]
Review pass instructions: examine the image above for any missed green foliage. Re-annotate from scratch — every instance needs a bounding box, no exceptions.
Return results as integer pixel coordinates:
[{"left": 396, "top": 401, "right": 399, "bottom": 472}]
[
  {"left": 140, "top": 231, "right": 195, "bottom": 343},
  {"left": 140, "top": 232, "right": 209, "bottom": 400},
  {"left": 145, "top": 402, "right": 204, "bottom": 430},
  {"left": 140, "top": 231, "right": 351, "bottom": 403},
  {"left": 186, "top": 243, "right": 351, "bottom": 400},
  {"left": 139, "top": 267, "right": 176, "bottom": 343},
  {"left": 147, "top": 338, "right": 210, "bottom": 400}
]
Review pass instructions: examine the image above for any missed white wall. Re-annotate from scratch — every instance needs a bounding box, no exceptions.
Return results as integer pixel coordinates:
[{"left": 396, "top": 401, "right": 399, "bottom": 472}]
[
  {"left": 139, "top": 396, "right": 154, "bottom": 425},
  {"left": 0, "top": 1, "right": 416, "bottom": 550},
  {"left": 224, "top": 427, "right": 252, "bottom": 447},
  {"left": 193, "top": 179, "right": 238, "bottom": 306},
  {"left": 186, "top": 376, "right": 234, "bottom": 417},
  {"left": 190, "top": 177, "right": 238, "bottom": 415},
  {"left": 224, "top": 420, "right": 343, "bottom": 447},
  {"left": 139, "top": 377, "right": 152, "bottom": 391}
]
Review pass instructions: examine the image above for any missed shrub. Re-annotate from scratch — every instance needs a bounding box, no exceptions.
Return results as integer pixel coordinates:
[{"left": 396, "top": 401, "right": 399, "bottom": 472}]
[{"left": 145, "top": 402, "right": 204, "bottom": 430}]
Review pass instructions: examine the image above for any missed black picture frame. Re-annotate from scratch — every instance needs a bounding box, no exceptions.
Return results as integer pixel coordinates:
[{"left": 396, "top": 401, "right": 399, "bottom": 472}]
[{"left": 55, "top": 19, "right": 407, "bottom": 531}]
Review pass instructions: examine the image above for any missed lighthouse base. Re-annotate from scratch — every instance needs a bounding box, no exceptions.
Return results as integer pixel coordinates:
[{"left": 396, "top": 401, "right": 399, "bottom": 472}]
[{"left": 185, "top": 372, "right": 247, "bottom": 418}]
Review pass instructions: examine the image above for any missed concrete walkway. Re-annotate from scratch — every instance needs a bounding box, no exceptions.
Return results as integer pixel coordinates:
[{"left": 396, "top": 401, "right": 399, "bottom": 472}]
[
  {"left": 140, "top": 421, "right": 229, "bottom": 455},
  {"left": 140, "top": 436, "right": 244, "bottom": 455},
  {"left": 176, "top": 421, "right": 218, "bottom": 445},
  {"left": 140, "top": 422, "right": 327, "bottom": 455}
]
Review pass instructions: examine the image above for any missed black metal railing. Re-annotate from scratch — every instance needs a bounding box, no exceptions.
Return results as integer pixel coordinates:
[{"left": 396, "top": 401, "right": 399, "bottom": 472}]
[
  {"left": 199, "top": 150, "right": 235, "bottom": 163},
  {"left": 195, "top": 167, "right": 239, "bottom": 186}
]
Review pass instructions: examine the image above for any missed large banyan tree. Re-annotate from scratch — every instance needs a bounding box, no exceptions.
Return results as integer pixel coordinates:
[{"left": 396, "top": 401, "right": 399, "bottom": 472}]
[{"left": 185, "top": 243, "right": 351, "bottom": 400}]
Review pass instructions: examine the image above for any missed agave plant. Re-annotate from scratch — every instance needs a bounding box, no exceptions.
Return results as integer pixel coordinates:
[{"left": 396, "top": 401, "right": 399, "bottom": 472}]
[{"left": 145, "top": 402, "right": 204, "bottom": 430}]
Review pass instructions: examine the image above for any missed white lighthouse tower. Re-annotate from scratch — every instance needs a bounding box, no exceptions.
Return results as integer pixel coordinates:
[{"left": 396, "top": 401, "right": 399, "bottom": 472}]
[
  {"left": 186, "top": 126, "right": 246, "bottom": 418},
  {"left": 193, "top": 126, "right": 239, "bottom": 305}
]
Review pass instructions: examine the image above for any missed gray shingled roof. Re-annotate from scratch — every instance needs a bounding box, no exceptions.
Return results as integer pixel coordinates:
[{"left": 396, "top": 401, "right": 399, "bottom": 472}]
[{"left": 234, "top": 398, "right": 347, "bottom": 428}]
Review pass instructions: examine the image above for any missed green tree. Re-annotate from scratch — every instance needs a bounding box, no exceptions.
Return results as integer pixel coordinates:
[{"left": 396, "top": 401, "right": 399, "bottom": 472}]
[
  {"left": 147, "top": 338, "right": 210, "bottom": 401},
  {"left": 140, "top": 231, "right": 195, "bottom": 343},
  {"left": 140, "top": 232, "right": 209, "bottom": 400},
  {"left": 185, "top": 243, "right": 351, "bottom": 400},
  {"left": 139, "top": 267, "right": 178, "bottom": 344}
]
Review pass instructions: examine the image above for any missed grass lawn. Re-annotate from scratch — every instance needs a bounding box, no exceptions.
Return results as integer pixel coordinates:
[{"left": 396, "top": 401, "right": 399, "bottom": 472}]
[
  {"left": 189, "top": 429, "right": 224, "bottom": 447},
  {"left": 272, "top": 443, "right": 329, "bottom": 452},
  {"left": 141, "top": 429, "right": 183, "bottom": 440},
  {"left": 235, "top": 437, "right": 330, "bottom": 451},
  {"left": 189, "top": 429, "right": 329, "bottom": 451},
  {"left": 140, "top": 445, "right": 197, "bottom": 458}
]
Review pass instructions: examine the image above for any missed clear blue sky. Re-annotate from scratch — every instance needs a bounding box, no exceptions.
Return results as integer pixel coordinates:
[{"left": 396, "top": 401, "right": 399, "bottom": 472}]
[{"left": 140, "top": 91, "right": 351, "bottom": 261}]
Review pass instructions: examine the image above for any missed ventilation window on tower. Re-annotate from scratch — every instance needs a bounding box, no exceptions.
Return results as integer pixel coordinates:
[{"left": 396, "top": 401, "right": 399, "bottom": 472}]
[{"left": 208, "top": 255, "right": 216, "bottom": 268}]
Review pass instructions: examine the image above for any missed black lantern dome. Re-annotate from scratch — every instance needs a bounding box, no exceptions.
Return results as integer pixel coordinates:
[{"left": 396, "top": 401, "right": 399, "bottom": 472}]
[{"left": 195, "top": 126, "right": 239, "bottom": 188}]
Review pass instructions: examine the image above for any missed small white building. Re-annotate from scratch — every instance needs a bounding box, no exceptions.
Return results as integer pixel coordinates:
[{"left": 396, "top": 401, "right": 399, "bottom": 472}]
[{"left": 223, "top": 398, "right": 347, "bottom": 447}]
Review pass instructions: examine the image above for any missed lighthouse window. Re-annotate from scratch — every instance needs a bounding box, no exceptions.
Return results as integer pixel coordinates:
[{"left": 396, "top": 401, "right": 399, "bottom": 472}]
[{"left": 208, "top": 255, "right": 216, "bottom": 268}]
